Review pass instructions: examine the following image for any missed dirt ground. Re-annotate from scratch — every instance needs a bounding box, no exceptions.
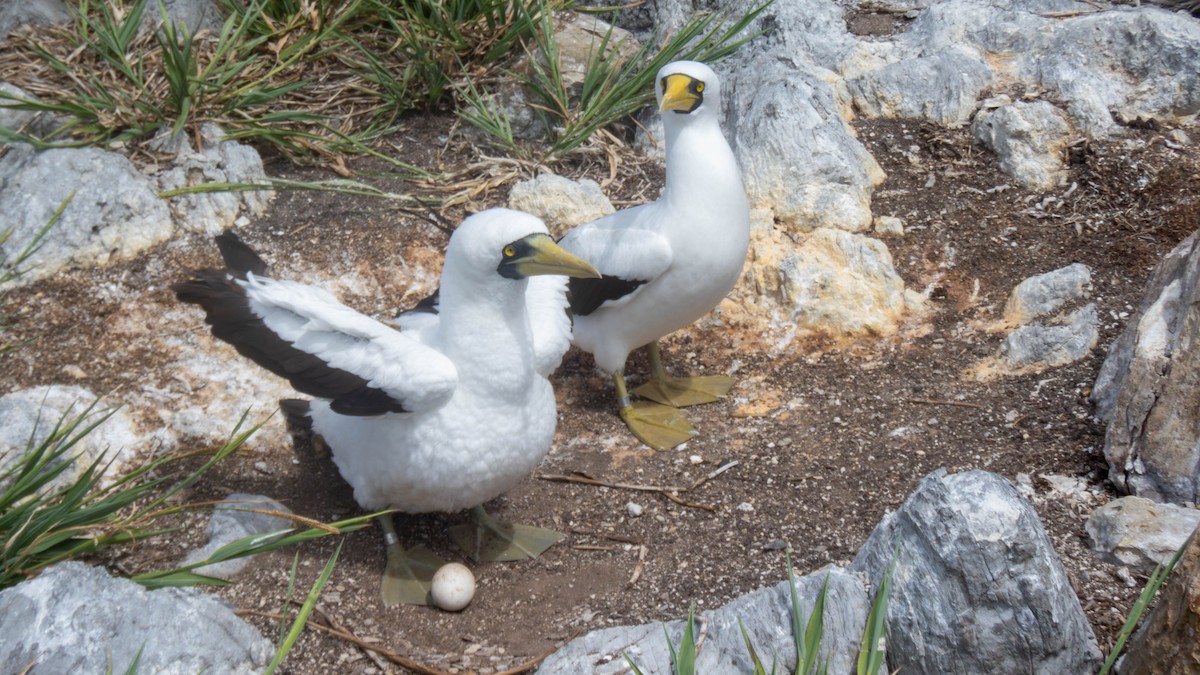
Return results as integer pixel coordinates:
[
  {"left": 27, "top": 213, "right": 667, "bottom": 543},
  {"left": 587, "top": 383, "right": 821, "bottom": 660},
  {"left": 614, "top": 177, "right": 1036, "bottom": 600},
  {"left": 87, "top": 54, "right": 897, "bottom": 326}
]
[{"left": 3, "top": 101, "right": 1199, "bottom": 672}]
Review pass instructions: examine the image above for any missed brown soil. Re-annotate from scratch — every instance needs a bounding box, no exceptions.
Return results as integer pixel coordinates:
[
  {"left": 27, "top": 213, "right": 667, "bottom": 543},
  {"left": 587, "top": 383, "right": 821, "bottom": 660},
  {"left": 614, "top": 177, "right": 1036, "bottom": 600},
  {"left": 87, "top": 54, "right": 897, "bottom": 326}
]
[{"left": 2, "top": 110, "right": 1199, "bottom": 674}]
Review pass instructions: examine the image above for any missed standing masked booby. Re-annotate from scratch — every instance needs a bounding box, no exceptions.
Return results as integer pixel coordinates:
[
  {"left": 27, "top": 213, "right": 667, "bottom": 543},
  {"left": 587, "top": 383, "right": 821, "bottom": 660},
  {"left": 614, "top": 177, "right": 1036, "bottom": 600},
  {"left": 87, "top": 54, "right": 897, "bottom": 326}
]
[
  {"left": 558, "top": 60, "right": 751, "bottom": 451},
  {"left": 173, "top": 208, "right": 600, "bottom": 606}
]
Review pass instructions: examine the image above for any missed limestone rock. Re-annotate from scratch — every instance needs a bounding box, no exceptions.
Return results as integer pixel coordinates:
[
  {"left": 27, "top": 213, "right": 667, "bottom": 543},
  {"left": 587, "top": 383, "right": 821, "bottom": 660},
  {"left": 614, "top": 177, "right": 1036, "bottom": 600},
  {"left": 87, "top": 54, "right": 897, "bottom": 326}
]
[
  {"left": 0, "top": 386, "right": 148, "bottom": 493},
  {"left": 0, "top": 0, "right": 68, "bottom": 39},
  {"left": 970, "top": 262, "right": 1097, "bottom": 380},
  {"left": 778, "top": 227, "right": 916, "bottom": 337},
  {"left": 996, "top": 304, "right": 1098, "bottom": 368},
  {"left": 142, "top": 0, "right": 224, "bottom": 35},
  {"left": 0, "top": 83, "right": 59, "bottom": 138},
  {"left": 973, "top": 100, "right": 1074, "bottom": 190},
  {"left": 507, "top": 173, "right": 614, "bottom": 237},
  {"left": 0, "top": 562, "right": 271, "bottom": 674},
  {"left": 1118, "top": 529, "right": 1200, "bottom": 674},
  {"left": 849, "top": 47, "right": 993, "bottom": 126},
  {"left": 156, "top": 123, "right": 274, "bottom": 235},
  {"left": 181, "top": 493, "right": 295, "bottom": 580},
  {"left": 1093, "top": 230, "right": 1200, "bottom": 504},
  {"left": 1087, "top": 496, "right": 1200, "bottom": 575},
  {"left": 540, "top": 566, "right": 868, "bottom": 674},
  {"left": 852, "top": 469, "right": 1102, "bottom": 674},
  {"left": 1001, "top": 262, "right": 1092, "bottom": 326},
  {"left": 723, "top": 53, "right": 884, "bottom": 233},
  {"left": 0, "top": 145, "right": 173, "bottom": 286}
]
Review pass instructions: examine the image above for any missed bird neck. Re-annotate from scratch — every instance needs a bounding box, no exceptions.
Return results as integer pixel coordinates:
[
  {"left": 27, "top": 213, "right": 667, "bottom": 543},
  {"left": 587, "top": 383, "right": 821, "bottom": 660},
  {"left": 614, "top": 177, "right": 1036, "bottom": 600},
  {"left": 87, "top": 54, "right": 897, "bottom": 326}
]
[
  {"left": 437, "top": 278, "right": 536, "bottom": 390},
  {"left": 662, "top": 116, "right": 744, "bottom": 211}
]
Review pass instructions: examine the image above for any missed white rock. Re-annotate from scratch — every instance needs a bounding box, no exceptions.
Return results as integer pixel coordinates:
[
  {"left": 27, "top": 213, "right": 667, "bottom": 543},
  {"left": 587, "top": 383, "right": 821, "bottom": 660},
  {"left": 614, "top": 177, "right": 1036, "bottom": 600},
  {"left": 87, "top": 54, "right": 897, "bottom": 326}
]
[
  {"left": 0, "top": 145, "right": 173, "bottom": 287},
  {"left": 1002, "top": 263, "right": 1092, "bottom": 326},
  {"left": 1086, "top": 496, "right": 1200, "bottom": 575},
  {"left": 973, "top": 100, "right": 1074, "bottom": 190},
  {"left": 626, "top": 502, "right": 644, "bottom": 517},
  {"left": 507, "top": 173, "right": 614, "bottom": 237},
  {"left": 0, "top": 385, "right": 146, "bottom": 492}
]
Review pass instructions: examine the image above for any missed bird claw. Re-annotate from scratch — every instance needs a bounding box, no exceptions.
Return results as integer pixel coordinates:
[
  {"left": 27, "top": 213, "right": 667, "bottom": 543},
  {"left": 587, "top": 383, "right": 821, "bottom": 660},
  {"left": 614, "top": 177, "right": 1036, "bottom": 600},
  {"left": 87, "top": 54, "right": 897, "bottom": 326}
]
[
  {"left": 620, "top": 401, "right": 698, "bottom": 450},
  {"left": 634, "top": 374, "right": 735, "bottom": 408}
]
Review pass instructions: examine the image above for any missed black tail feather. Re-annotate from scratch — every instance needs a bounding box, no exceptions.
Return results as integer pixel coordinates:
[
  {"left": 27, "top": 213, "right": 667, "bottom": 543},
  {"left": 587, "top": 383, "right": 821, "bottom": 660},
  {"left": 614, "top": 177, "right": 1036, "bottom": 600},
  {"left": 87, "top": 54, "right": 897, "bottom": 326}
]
[
  {"left": 280, "top": 398, "right": 313, "bottom": 430},
  {"left": 215, "top": 230, "right": 269, "bottom": 277}
]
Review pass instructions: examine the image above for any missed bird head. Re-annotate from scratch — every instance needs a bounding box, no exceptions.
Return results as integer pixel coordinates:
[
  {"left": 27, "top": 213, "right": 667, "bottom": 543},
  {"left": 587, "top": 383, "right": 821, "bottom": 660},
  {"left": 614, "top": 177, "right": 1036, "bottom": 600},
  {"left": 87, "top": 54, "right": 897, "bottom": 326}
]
[
  {"left": 450, "top": 209, "right": 600, "bottom": 282},
  {"left": 655, "top": 60, "right": 720, "bottom": 117}
]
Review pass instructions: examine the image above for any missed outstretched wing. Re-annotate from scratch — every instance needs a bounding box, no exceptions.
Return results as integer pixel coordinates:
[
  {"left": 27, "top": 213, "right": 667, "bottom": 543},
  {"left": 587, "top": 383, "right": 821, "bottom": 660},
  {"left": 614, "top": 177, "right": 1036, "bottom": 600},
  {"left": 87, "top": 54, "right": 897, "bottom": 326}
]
[
  {"left": 174, "top": 270, "right": 458, "bottom": 417},
  {"left": 558, "top": 207, "right": 673, "bottom": 316}
]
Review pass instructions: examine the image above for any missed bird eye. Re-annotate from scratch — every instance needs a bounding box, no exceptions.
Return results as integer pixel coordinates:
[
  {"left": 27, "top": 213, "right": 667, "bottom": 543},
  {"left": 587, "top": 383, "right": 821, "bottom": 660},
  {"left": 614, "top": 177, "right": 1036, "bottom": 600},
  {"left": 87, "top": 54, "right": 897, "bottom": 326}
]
[
  {"left": 696, "top": 82, "right": 705, "bottom": 93},
  {"left": 503, "top": 245, "right": 516, "bottom": 257}
]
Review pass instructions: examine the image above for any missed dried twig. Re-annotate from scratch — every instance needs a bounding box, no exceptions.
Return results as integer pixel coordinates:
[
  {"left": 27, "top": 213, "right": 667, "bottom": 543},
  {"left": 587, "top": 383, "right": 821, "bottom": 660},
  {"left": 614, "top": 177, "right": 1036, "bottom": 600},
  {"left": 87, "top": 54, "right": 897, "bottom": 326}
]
[
  {"left": 543, "top": 460, "right": 736, "bottom": 507},
  {"left": 538, "top": 461, "right": 740, "bottom": 512},
  {"left": 628, "top": 544, "right": 648, "bottom": 586},
  {"left": 906, "top": 398, "right": 985, "bottom": 409}
]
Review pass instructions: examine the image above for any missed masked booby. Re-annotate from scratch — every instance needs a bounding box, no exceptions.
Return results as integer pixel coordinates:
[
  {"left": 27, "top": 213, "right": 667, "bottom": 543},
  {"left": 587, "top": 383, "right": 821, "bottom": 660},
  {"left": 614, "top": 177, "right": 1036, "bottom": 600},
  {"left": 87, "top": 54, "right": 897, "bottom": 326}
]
[
  {"left": 558, "top": 60, "right": 751, "bottom": 451},
  {"left": 173, "top": 208, "right": 600, "bottom": 606}
]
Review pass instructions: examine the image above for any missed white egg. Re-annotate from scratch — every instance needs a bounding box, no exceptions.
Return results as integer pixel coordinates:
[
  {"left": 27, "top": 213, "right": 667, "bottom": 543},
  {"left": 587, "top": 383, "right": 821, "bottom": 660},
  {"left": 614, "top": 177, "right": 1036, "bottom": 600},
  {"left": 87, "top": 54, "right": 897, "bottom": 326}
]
[{"left": 430, "top": 562, "right": 475, "bottom": 611}]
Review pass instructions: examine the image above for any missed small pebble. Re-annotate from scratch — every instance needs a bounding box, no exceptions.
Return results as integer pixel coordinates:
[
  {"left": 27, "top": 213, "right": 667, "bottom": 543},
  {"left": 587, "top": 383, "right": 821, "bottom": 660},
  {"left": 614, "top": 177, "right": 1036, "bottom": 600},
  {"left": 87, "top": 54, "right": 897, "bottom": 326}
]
[
  {"left": 737, "top": 502, "right": 755, "bottom": 512},
  {"left": 626, "top": 502, "right": 644, "bottom": 517},
  {"left": 688, "top": 455, "right": 703, "bottom": 464}
]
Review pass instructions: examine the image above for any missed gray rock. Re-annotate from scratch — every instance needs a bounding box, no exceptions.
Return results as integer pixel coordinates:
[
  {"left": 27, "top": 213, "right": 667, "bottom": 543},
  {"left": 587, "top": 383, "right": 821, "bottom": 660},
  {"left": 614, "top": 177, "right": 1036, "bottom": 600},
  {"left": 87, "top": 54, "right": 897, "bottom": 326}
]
[
  {"left": 1002, "top": 262, "right": 1092, "bottom": 325},
  {"left": 142, "top": 0, "right": 224, "bottom": 36},
  {"left": 182, "top": 493, "right": 294, "bottom": 580},
  {"left": 849, "top": 47, "right": 993, "bottom": 126},
  {"left": 973, "top": 100, "right": 1074, "bottom": 190},
  {"left": 1026, "top": 7, "right": 1200, "bottom": 135},
  {"left": 0, "top": 561, "right": 271, "bottom": 674},
  {"left": 0, "top": 0, "right": 68, "bottom": 39},
  {"left": 852, "top": 469, "right": 1102, "bottom": 674},
  {"left": 0, "top": 83, "right": 60, "bottom": 138},
  {"left": 723, "top": 53, "right": 883, "bottom": 232},
  {"left": 1093, "top": 230, "right": 1200, "bottom": 503},
  {"left": 155, "top": 123, "right": 274, "bottom": 235},
  {"left": 0, "top": 144, "right": 173, "bottom": 286},
  {"left": 1087, "top": 496, "right": 1200, "bottom": 575},
  {"left": 507, "top": 173, "right": 615, "bottom": 238},
  {"left": 998, "top": 303, "right": 1098, "bottom": 369},
  {"left": 0, "top": 386, "right": 145, "bottom": 494},
  {"left": 540, "top": 565, "right": 868, "bottom": 674}
]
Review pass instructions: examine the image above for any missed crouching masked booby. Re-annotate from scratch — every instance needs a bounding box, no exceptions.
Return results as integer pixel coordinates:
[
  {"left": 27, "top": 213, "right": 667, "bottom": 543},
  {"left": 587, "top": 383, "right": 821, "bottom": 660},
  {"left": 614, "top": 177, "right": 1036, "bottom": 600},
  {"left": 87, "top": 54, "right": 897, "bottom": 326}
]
[
  {"left": 558, "top": 60, "right": 751, "bottom": 451},
  {"left": 173, "top": 208, "right": 599, "bottom": 606}
]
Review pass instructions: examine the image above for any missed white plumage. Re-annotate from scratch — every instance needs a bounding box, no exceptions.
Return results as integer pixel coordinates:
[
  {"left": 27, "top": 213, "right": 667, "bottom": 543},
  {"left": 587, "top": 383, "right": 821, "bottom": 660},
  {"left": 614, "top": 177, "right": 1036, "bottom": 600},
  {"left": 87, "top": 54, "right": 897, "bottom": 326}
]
[
  {"left": 174, "top": 207, "right": 598, "bottom": 516},
  {"left": 557, "top": 60, "right": 750, "bottom": 449}
]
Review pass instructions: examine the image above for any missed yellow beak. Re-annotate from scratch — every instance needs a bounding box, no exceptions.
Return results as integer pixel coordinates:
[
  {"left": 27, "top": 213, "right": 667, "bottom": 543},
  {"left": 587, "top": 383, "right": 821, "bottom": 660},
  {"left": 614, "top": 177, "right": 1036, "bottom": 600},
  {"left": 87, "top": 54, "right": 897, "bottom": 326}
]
[
  {"left": 660, "top": 73, "right": 701, "bottom": 112},
  {"left": 510, "top": 234, "right": 601, "bottom": 279}
]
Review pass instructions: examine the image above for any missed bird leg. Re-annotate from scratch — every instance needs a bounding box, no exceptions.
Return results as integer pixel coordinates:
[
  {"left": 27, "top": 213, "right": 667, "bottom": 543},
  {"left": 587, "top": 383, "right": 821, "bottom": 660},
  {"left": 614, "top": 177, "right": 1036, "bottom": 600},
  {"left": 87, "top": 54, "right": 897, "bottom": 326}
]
[
  {"left": 616, "top": 371, "right": 698, "bottom": 451},
  {"left": 633, "top": 341, "right": 735, "bottom": 408},
  {"left": 380, "top": 513, "right": 446, "bottom": 607},
  {"left": 448, "top": 505, "right": 563, "bottom": 563}
]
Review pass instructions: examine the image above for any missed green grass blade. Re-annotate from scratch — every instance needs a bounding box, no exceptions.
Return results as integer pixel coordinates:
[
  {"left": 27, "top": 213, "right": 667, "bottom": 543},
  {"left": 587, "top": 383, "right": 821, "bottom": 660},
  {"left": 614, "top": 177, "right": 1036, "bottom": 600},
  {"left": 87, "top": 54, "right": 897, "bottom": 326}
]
[
  {"left": 740, "top": 617, "right": 769, "bottom": 675},
  {"left": 264, "top": 540, "right": 343, "bottom": 675},
  {"left": 1098, "top": 531, "right": 1193, "bottom": 675},
  {"left": 857, "top": 545, "right": 897, "bottom": 675}
]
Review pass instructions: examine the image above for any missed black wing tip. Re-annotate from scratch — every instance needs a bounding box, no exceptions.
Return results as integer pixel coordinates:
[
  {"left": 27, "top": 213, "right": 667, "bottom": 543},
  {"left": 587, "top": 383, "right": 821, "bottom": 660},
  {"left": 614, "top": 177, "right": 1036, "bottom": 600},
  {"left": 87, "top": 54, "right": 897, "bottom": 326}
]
[
  {"left": 215, "top": 230, "right": 270, "bottom": 277},
  {"left": 568, "top": 275, "right": 646, "bottom": 316}
]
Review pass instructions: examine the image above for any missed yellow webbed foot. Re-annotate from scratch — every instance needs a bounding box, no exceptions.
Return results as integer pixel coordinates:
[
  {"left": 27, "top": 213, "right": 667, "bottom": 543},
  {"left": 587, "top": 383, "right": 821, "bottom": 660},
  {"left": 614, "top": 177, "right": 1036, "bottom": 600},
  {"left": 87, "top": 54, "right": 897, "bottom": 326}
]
[
  {"left": 620, "top": 400, "right": 698, "bottom": 450},
  {"left": 449, "top": 506, "right": 563, "bottom": 562}
]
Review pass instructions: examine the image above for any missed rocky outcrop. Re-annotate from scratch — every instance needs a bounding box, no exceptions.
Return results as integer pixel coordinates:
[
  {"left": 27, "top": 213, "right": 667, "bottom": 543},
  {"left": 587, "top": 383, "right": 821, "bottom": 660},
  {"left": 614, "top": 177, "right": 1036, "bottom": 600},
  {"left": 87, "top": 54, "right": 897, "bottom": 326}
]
[
  {"left": 852, "top": 469, "right": 1102, "bottom": 674},
  {"left": 1092, "top": 231, "right": 1200, "bottom": 504}
]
